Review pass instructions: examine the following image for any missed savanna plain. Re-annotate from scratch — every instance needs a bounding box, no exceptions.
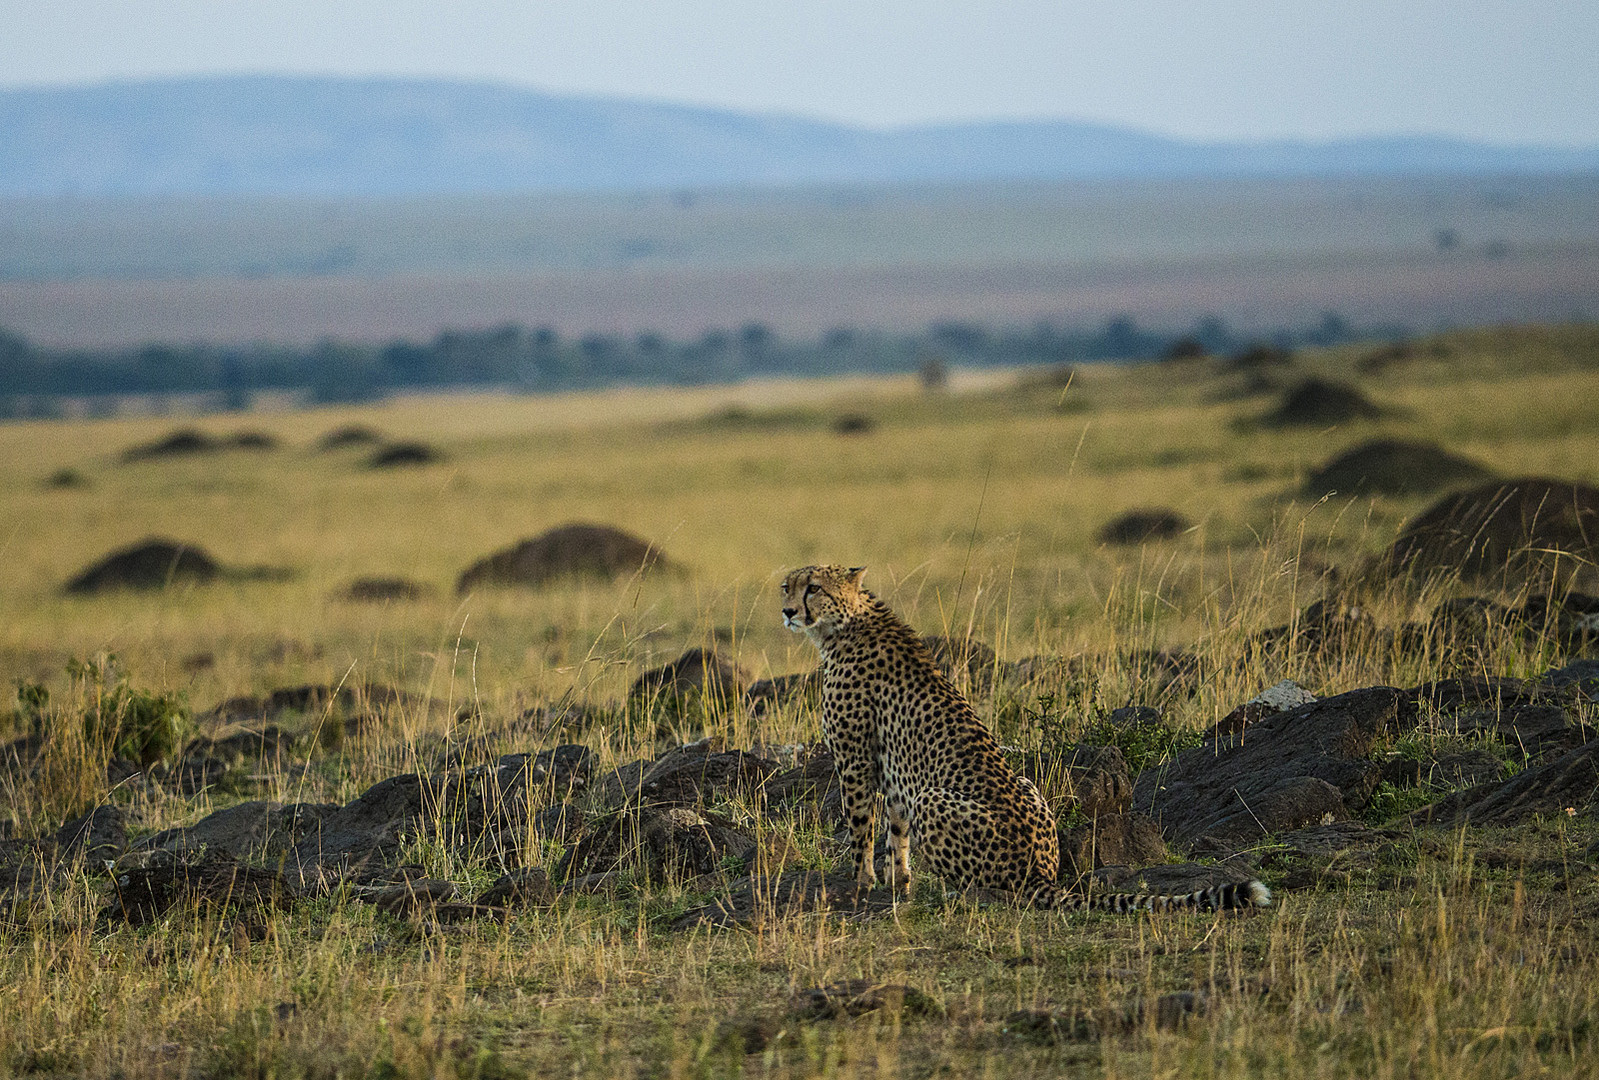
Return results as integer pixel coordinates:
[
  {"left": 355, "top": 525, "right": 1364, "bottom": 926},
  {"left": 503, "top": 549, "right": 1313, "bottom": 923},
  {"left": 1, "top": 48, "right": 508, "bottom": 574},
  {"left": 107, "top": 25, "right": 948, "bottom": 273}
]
[{"left": 2, "top": 324, "right": 1599, "bottom": 1078}]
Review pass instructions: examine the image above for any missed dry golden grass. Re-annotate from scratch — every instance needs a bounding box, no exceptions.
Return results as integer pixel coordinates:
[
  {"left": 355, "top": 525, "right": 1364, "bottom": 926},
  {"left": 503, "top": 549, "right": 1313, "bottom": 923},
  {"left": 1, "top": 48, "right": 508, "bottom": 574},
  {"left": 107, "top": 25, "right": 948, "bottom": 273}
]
[{"left": 1, "top": 324, "right": 1597, "bottom": 1078}]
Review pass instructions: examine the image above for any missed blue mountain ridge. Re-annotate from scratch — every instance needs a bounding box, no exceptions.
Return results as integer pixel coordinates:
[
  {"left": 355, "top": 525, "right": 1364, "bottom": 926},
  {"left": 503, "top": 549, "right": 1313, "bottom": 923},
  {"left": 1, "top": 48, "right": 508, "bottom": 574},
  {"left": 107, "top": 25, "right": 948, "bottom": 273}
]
[{"left": 3, "top": 75, "right": 1597, "bottom": 197}]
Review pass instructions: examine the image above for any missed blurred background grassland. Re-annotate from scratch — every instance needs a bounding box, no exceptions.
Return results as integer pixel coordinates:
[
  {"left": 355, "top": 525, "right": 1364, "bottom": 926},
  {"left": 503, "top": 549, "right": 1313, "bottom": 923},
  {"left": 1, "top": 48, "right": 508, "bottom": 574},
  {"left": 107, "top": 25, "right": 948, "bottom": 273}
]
[{"left": 3, "top": 323, "right": 1596, "bottom": 737}]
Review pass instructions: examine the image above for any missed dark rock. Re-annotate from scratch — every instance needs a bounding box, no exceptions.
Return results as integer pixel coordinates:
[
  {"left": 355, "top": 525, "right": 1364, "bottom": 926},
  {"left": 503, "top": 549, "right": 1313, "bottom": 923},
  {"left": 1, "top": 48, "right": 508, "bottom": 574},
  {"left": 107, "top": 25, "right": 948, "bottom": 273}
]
[
  {"left": 474, "top": 868, "right": 554, "bottom": 908},
  {"left": 1305, "top": 438, "right": 1492, "bottom": 497},
  {"left": 1382, "top": 750, "right": 1507, "bottom": 788},
  {"left": 366, "top": 441, "right": 445, "bottom": 468},
  {"left": 336, "top": 576, "right": 433, "bottom": 602},
  {"left": 554, "top": 805, "right": 758, "bottom": 885},
  {"left": 1132, "top": 687, "right": 1412, "bottom": 845},
  {"left": 1453, "top": 704, "right": 1588, "bottom": 760},
  {"left": 1409, "top": 675, "right": 1541, "bottom": 713},
  {"left": 1215, "top": 680, "right": 1318, "bottom": 737},
  {"left": 1106, "top": 706, "right": 1162, "bottom": 727},
  {"left": 291, "top": 774, "right": 429, "bottom": 870},
  {"left": 793, "top": 981, "right": 940, "bottom": 1021},
  {"left": 597, "top": 741, "right": 776, "bottom": 810},
  {"left": 102, "top": 854, "right": 297, "bottom": 927},
  {"left": 1411, "top": 740, "right": 1599, "bottom": 827},
  {"left": 765, "top": 744, "right": 841, "bottom": 825},
  {"left": 136, "top": 801, "right": 336, "bottom": 861},
  {"left": 712, "top": 1015, "right": 783, "bottom": 1054},
  {"left": 1541, "top": 659, "right": 1599, "bottom": 701},
  {"left": 745, "top": 671, "right": 821, "bottom": 715},
  {"left": 629, "top": 647, "right": 749, "bottom": 707},
  {"left": 1014, "top": 745, "right": 1131, "bottom": 818},
  {"left": 1121, "top": 648, "right": 1204, "bottom": 698},
  {"left": 55, "top": 805, "right": 127, "bottom": 864},
  {"left": 201, "top": 683, "right": 415, "bottom": 725},
  {"left": 1097, "top": 509, "right": 1191, "bottom": 546},
  {"left": 457, "top": 522, "right": 672, "bottom": 592},
  {"left": 352, "top": 877, "right": 457, "bottom": 914},
  {"left": 1261, "top": 378, "right": 1383, "bottom": 427},
  {"left": 1060, "top": 813, "right": 1166, "bottom": 879},
  {"left": 671, "top": 869, "right": 897, "bottom": 930},
  {"left": 920, "top": 635, "right": 999, "bottom": 692},
  {"left": 1002, "top": 1009, "right": 1102, "bottom": 1044},
  {"left": 64, "top": 537, "right": 221, "bottom": 593},
  {"left": 1376, "top": 478, "right": 1599, "bottom": 587}
]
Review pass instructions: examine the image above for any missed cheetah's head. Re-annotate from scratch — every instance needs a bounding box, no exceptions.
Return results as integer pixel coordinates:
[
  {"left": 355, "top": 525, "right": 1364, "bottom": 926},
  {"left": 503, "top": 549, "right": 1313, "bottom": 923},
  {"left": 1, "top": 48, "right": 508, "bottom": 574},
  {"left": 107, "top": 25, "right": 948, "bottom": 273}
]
[{"left": 780, "top": 564, "right": 869, "bottom": 644}]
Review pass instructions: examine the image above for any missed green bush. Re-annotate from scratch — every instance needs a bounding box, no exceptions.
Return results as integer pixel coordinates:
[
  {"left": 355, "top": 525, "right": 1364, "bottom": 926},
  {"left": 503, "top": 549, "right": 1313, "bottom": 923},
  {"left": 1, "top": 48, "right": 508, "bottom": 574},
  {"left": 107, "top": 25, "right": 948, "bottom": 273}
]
[{"left": 66, "top": 655, "right": 191, "bottom": 766}]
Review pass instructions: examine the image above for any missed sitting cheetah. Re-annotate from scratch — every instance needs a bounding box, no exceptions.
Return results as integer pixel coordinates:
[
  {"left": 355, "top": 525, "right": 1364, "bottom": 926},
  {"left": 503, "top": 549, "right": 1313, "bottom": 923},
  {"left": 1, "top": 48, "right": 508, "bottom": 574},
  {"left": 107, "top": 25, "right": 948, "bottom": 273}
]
[{"left": 780, "top": 564, "right": 1270, "bottom": 913}]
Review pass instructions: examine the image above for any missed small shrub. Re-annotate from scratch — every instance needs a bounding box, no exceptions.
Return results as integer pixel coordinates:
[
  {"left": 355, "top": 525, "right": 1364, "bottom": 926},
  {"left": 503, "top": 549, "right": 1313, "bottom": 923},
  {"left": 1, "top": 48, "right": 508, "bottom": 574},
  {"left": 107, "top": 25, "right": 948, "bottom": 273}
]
[{"left": 67, "top": 655, "right": 191, "bottom": 766}]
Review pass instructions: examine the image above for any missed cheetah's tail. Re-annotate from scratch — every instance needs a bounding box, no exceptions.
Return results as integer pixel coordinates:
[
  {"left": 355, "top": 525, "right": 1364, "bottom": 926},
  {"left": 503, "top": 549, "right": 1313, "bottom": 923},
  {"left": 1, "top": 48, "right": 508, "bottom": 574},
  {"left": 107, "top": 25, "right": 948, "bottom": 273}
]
[{"left": 1025, "top": 879, "right": 1271, "bottom": 913}]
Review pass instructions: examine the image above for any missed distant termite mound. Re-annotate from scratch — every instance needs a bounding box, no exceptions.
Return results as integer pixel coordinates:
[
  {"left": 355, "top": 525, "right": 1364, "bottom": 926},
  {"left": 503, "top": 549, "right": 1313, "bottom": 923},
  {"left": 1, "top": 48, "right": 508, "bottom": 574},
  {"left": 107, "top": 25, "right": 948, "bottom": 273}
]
[
  {"left": 1097, "top": 509, "right": 1192, "bottom": 546},
  {"left": 317, "top": 425, "right": 385, "bottom": 451},
  {"left": 1305, "top": 439, "right": 1493, "bottom": 497},
  {"left": 335, "top": 576, "right": 434, "bottom": 602},
  {"left": 366, "top": 441, "right": 445, "bottom": 468},
  {"left": 1261, "top": 378, "right": 1383, "bottom": 427},
  {"left": 64, "top": 538, "right": 221, "bottom": 594},
  {"left": 1375, "top": 478, "right": 1599, "bottom": 587},
  {"left": 457, "top": 523, "right": 673, "bottom": 593},
  {"left": 120, "top": 428, "right": 278, "bottom": 461}
]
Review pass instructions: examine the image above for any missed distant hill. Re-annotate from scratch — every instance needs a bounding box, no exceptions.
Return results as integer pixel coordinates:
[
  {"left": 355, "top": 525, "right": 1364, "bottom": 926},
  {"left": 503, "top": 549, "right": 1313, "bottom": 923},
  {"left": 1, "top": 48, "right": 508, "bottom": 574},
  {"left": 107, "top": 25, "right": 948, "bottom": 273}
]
[{"left": 3, "top": 76, "right": 1598, "bottom": 198}]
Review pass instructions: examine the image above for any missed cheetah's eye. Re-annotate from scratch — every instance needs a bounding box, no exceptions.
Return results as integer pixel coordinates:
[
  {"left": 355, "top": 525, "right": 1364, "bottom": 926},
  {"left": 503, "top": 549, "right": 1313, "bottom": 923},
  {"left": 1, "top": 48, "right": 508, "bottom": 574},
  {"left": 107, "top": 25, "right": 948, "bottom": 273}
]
[{"left": 804, "top": 584, "right": 817, "bottom": 597}]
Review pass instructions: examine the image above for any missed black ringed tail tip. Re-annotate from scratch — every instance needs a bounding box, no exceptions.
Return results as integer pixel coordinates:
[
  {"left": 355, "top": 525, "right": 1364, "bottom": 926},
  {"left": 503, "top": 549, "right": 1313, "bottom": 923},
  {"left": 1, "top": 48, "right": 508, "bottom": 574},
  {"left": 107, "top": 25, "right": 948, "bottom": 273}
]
[{"left": 1035, "top": 878, "right": 1272, "bottom": 912}]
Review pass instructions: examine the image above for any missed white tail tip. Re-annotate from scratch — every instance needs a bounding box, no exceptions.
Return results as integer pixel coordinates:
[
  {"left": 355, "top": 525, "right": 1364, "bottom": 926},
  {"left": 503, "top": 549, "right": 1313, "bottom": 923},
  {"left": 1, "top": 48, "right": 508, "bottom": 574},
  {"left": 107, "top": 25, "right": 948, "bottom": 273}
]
[{"left": 1247, "top": 880, "right": 1272, "bottom": 907}]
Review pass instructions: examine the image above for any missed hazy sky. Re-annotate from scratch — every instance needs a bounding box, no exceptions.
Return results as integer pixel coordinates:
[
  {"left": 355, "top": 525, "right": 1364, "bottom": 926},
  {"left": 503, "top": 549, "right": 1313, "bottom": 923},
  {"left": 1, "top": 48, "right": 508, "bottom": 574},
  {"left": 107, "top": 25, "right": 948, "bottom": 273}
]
[{"left": 4, "top": 1, "right": 1597, "bottom": 144}]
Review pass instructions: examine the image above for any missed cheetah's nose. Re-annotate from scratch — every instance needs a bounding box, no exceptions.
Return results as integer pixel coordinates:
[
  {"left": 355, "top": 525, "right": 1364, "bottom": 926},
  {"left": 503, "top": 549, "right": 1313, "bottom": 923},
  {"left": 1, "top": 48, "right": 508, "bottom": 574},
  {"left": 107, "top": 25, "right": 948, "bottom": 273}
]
[{"left": 781, "top": 607, "right": 797, "bottom": 618}]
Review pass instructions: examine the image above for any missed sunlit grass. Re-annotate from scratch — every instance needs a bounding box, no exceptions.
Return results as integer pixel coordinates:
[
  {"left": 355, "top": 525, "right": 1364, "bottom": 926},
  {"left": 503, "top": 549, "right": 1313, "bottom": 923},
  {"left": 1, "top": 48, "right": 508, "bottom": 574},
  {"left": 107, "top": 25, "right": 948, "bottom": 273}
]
[{"left": 0, "top": 325, "right": 1596, "bottom": 1077}]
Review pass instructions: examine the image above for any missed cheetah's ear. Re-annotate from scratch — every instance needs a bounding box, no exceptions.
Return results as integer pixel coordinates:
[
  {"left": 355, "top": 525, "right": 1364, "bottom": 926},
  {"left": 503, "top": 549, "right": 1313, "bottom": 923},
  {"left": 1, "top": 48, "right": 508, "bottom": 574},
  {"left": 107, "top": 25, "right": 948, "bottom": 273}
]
[{"left": 846, "top": 566, "right": 866, "bottom": 587}]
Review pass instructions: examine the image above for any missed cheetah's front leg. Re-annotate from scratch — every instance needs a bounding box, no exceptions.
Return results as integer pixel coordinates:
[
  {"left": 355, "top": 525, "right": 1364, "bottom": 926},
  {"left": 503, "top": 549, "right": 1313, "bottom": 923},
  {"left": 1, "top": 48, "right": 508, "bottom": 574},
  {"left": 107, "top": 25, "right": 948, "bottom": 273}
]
[
  {"left": 836, "top": 756, "right": 881, "bottom": 888},
  {"left": 885, "top": 795, "right": 912, "bottom": 895}
]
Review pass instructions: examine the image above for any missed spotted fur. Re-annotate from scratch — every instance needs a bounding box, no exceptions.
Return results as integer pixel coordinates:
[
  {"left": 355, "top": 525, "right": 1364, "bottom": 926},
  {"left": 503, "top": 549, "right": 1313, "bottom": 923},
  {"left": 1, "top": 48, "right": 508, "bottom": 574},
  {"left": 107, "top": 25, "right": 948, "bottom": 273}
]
[{"left": 780, "top": 564, "right": 1271, "bottom": 913}]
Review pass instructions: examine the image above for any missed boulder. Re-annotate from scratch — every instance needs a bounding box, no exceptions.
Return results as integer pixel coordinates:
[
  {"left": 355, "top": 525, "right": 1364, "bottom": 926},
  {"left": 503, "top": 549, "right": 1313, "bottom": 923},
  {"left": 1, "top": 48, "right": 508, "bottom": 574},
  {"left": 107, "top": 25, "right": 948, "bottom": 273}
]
[
  {"left": 1411, "top": 740, "right": 1599, "bottom": 827},
  {"left": 1132, "top": 687, "right": 1413, "bottom": 846},
  {"left": 554, "top": 805, "right": 758, "bottom": 885},
  {"left": 1014, "top": 745, "right": 1132, "bottom": 818},
  {"left": 55, "top": 805, "right": 127, "bottom": 864},
  {"left": 670, "top": 868, "right": 898, "bottom": 930},
  {"left": 1059, "top": 812, "right": 1166, "bottom": 879},
  {"left": 597, "top": 740, "right": 776, "bottom": 810}
]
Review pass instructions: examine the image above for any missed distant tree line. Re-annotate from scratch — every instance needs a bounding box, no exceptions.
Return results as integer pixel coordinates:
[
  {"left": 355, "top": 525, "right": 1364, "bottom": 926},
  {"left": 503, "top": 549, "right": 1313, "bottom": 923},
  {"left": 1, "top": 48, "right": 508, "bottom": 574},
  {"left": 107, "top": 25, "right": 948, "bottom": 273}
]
[{"left": 0, "top": 311, "right": 1377, "bottom": 416}]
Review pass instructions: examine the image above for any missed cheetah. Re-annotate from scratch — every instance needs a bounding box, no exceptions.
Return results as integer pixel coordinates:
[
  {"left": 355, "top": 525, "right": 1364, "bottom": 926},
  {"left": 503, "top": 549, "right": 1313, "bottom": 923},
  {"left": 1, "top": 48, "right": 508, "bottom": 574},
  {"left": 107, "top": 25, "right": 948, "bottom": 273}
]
[{"left": 780, "top": 564, "right": 1270, "bottom": 913}]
